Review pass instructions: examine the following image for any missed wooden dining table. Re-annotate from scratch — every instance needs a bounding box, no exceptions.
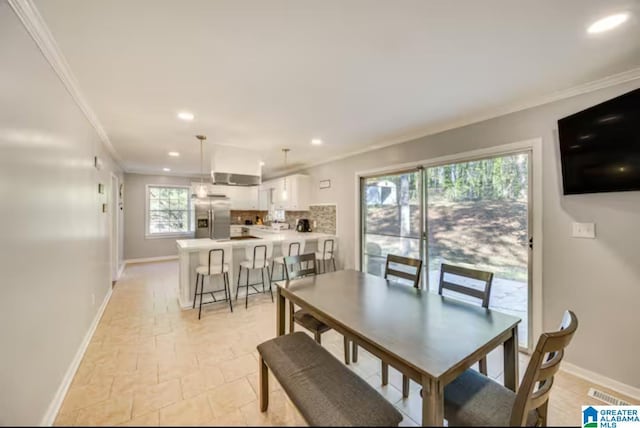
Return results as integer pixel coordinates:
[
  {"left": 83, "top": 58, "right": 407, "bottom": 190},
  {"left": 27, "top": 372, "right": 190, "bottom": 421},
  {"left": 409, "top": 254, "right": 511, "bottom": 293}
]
[{"left": 275, "top": 269, "right": 521, "bottom": 427}]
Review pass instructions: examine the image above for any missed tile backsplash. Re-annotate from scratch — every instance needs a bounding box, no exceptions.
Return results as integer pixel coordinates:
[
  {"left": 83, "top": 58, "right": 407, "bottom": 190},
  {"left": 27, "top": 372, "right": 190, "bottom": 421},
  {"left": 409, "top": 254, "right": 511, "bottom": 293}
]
[
  {"left": 230, "top": 210, "right": 268, "bottom": 225},
  {"left": 282, "top": 204, "right": 336, "bottom": 234}
]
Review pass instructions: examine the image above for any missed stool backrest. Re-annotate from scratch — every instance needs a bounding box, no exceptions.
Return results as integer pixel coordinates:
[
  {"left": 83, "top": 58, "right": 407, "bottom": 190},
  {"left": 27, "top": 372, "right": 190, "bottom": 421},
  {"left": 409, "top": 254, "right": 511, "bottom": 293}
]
[
  {"left": 244, "top": 241, "right": 273, "bottom": 268},
  {"left": 438, "top": 263, "right": 493, "bottom": 308},
  {"left": 284, "top": 253, "right": 317, "bottom": 280},
  {"left": 282, "top": 239, "right": 306, "bottom": 257},
  {"left": 198, "top": 244, "right": 232, "bottom": 275},
  {"left": 510, "top": 310, "right": 578, "bottom": 426},
  {"left": 317, "top": 236, "right": 337, "bottom": 259}
]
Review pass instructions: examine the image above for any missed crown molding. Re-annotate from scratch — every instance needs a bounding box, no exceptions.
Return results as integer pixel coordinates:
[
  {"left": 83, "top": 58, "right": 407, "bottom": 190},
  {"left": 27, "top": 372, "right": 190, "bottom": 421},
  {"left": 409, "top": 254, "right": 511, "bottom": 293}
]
[
  {"left": 277, "top": 66, "right": 640, "bottom": 176},
  {"left": 8, "top": 0, "right": 122, "bottom": 166}
]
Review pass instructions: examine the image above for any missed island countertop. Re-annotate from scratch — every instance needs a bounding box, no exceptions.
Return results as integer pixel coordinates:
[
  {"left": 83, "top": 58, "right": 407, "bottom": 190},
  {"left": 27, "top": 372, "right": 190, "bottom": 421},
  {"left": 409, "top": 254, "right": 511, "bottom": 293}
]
[{"left": 176, "top": 229, "right": 332, "bottom": 252}]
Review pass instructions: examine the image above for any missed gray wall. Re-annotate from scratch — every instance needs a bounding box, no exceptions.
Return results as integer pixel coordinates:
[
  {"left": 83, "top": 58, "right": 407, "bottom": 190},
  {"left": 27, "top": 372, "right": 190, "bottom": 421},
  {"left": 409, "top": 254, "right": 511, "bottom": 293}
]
[
  {"left": 292, "top": 80, "right": 640, "bottom": 388},
  {"left": 123, "top": 173, "right": 196, "bottom": 260},
  {"left": 0, "top": 2, "right": 123, "bottom": 425}
]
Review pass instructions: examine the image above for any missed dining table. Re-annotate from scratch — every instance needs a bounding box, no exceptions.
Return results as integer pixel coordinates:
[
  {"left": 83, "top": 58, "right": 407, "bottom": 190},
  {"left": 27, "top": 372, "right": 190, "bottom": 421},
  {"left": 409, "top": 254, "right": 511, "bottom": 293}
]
[{"left": 274, "top": 269, "right": 521, "bottom": 427}]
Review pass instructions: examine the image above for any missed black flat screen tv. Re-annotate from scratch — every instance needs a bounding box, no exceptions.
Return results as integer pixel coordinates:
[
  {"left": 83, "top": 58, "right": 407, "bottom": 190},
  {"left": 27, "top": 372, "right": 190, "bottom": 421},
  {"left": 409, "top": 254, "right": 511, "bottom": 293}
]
[{"left": 558, "top": 88, "right": 640, "bottom": 195}]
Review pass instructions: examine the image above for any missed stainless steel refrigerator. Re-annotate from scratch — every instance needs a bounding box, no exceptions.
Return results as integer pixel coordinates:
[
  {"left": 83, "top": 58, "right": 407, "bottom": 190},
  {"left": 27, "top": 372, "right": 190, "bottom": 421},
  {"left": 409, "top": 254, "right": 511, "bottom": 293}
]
[{"left": 195, "top": 197, "right": 231, "bottom": 239}]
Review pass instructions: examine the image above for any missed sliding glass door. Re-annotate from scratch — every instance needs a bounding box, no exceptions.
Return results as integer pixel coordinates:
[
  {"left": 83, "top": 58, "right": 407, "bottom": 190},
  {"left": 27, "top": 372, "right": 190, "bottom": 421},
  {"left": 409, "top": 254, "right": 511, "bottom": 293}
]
[
  {"left": 361, "top": 169, "right": 423, "bottom": 281},
  {"left": 360, "top": 152, "right": 531, "bottom": 348}
]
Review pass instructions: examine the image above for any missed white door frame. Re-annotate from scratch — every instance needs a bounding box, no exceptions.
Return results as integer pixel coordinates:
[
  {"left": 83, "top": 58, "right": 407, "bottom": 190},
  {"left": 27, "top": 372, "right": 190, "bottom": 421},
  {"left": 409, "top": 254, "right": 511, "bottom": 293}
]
[
  {"left": 354, "top": 137, "right": 543, "bottom": 352},
  {"left": 110, "top": 173, "right": 119, "bottom": 282}
]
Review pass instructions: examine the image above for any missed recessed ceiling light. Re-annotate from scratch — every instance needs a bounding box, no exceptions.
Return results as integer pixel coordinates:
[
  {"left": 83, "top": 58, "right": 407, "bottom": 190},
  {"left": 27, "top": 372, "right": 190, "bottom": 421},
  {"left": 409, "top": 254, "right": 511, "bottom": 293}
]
[
  {"left": 163, "top": 167, "right": 171, "bottom": 172},
  {"left": 259, "top": 161, "right": 266, "bottom": 166},
  {"left": 168, "top": 151, "right": 180, "bottom": 157},
  {"left": 587, "top": 13, "right": 629, "bottom": 34},
  {"left": 311, "top": 139, "right": 323, "bottom": 145},
  {"left": 177, "top": 111, "right": 194, "bottom": 121}
]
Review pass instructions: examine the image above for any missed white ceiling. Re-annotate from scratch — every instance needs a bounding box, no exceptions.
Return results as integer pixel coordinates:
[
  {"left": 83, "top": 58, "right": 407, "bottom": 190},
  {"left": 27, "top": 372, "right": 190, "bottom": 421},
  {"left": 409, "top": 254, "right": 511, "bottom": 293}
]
[{"left": 34, "top": 0, "right": 640, "bottom": 176}]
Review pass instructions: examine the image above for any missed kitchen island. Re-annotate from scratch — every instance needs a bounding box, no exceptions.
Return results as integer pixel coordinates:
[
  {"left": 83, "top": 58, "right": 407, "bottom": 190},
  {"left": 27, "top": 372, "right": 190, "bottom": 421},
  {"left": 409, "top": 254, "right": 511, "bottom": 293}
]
[{"left": 176, "top": 228, "right": 333, "bottom": 309}]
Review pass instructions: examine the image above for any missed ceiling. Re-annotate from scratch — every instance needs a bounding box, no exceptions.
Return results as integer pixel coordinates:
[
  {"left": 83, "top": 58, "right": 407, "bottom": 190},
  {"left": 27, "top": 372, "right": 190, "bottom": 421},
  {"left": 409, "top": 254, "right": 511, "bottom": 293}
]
[{"left": 34, "top": 0, "right": 640, "bottom": 176}]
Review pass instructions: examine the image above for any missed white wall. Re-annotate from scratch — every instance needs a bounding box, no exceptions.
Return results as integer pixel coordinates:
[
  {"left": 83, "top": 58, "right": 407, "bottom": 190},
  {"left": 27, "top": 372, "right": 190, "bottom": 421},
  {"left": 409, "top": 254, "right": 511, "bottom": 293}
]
[
  {"left": 290, "top": 80, "right": 640, "bottom": 389},
  {"left": 123, "top": 173, "right": 196, "bottom": 260},
  {"left": 0, "top": 2, "right": 122, "bottom": 424}
]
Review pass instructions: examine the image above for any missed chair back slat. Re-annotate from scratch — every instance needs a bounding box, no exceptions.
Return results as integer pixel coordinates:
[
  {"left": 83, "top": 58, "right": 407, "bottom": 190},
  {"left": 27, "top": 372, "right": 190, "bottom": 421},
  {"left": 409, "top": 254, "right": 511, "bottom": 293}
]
[
  {"left": 438, "top": 263, "right": 493, "bottom": 308},
  {"left": 510, "top": 310, "right": 578, "bottom": 426},
  {"left": 284, "top": 253, "right": 317, "bottom": 280},
  {"left": 282, "top": 239, "right": 305, "bottom": 257},
  {"left": 198, "top": 244, "right": 231, "bottom": 275},
  {"left": 244, "top": 242, "right": 273, "bottom": 268},
  {"left": 384, "top": 254, "right": 422, "bottom": 288}
]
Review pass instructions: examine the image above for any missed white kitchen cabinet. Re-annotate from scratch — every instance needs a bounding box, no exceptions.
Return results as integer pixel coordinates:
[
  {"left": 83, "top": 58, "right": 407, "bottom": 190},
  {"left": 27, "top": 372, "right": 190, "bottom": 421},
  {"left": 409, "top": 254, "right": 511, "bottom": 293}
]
[
  {"left": 258, "top": 189, "right": 270, "bottom": 211},
  {"left": 193, "top": 184, "right": 259, "bottom": 210},
  {"left": 260, "top": 174, "right": 310, "bottom": 211}
]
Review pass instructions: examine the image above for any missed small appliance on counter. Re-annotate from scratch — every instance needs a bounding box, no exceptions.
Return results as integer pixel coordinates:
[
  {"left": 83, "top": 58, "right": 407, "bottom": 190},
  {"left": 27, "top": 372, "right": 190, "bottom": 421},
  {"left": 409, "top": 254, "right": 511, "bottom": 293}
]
[
  {"left": 296, "top": 219, "right": 312, "bottom": 232},
  {"left": 271, "top": 222, "right": 290, "bottom": 231}
]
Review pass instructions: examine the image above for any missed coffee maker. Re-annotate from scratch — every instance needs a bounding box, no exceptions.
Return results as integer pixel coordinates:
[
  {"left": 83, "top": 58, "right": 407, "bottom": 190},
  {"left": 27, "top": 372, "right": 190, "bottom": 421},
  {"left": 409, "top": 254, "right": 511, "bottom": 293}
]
[{"left": 296, "top": 219, "right": 312, "bottom": 232}]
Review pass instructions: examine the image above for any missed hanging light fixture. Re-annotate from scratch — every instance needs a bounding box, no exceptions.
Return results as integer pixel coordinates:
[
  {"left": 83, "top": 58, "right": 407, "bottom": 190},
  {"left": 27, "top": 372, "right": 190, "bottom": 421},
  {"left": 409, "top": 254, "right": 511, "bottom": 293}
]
[
  {"left": 281, "top": 148, "right": 290, "bottom": 201},
  {"left": 196, "top": 135, "right": 208, "bottom": 198}
]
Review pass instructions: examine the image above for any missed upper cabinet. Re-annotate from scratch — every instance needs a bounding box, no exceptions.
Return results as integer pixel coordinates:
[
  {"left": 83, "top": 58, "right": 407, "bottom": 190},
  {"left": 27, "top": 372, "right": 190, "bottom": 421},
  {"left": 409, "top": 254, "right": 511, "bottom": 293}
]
[
  {"left": 196, "top": 184, "right": 259, "bottom": 210},
  {"left": 261, "top": 174, "right": 310, "bottom": 211}
]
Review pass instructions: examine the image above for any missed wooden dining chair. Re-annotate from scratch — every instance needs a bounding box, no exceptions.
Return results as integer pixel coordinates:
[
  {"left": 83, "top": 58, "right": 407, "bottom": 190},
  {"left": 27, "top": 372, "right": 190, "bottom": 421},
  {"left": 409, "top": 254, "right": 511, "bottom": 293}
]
[
  {"left": 284, "top": 253, "right": 351, "bottom": 365},
  {"left": 439, "top": 263, "right": 494, "bottom": 375},
  {"left": 442, "top": 310, "right": 578, "bottom": 426},
  {"left": 353, "top": 254, "right": 422, "bottom": 397}
]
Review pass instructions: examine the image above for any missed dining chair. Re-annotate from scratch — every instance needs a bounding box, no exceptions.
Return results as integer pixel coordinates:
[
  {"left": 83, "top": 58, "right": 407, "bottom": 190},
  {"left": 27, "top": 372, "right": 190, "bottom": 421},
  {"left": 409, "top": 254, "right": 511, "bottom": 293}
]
[
  {"left": 442, "top": 310, "right": 578, "bottom": 426},
  {"left": 315, "top": 236, "right": 337, "bottom": 274},
  {"left": 193, "top": 244, "right": 233, "bottom": 319},
  {"left": 439, "top": 263, "right": 494, "bottom": 375},
  {"left": 284, "top": 253, "right": 351, "bottom": 365},
  {"left": 364, "top": 254, "right": 423, "bottom": 397}
]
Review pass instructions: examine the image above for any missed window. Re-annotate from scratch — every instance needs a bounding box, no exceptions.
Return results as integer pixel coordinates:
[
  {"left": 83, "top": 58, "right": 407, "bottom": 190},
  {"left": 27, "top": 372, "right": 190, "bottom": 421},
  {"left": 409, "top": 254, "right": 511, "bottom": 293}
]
[{"left": 146, "top": 185, "right": 194, "bottom": 237}]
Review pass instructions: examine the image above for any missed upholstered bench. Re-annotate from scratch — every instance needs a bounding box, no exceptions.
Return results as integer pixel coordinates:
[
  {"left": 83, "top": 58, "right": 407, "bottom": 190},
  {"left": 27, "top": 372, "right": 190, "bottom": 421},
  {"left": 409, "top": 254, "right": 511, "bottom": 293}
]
[{"left": 257, "top": 332, "right": 403, "bottom": 427}]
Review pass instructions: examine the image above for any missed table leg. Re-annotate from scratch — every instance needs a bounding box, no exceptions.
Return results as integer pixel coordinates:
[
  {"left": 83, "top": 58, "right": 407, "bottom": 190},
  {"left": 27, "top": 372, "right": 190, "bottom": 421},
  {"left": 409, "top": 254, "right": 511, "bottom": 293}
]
[
  {"left": 421, "top": 375, "right": 444, "bottom": 426},
  {"left": 503, "top": 326, "right": 519, "bottom": 392},
  {"left": 276, "top": 286, "right": 285, "bottom": 336}
]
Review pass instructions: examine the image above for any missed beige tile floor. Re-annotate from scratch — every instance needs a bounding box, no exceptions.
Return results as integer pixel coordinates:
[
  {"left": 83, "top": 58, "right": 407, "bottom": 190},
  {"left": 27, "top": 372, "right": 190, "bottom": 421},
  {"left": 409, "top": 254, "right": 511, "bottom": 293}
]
[{"left": 54, "top": 260, "right": 638, "bottom": 426}]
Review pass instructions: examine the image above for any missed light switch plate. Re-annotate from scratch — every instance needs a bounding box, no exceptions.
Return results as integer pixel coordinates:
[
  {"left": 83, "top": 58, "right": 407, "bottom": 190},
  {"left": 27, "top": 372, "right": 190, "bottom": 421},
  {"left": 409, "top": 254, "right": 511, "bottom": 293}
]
[{"left": 572, "top": 222, "right": 595, "bottom": 239}]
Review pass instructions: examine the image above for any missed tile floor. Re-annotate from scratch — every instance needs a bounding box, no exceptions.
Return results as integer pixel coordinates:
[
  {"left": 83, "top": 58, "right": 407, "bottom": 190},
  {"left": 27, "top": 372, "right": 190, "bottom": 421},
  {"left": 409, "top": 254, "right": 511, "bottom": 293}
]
[{"left": 54, "top": 260, "right": 637, "bottom": 426}]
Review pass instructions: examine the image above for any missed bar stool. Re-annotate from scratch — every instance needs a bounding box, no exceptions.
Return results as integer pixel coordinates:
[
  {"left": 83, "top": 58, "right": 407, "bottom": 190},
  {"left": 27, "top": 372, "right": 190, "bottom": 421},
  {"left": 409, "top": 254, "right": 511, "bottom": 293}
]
[
  {"left": 193, "top": 244, "right": 233, "bottom": 319},
  {"left": 270, "top": 239, "right": 306, "bottom": 282},
  {"left": 235, "top": 242, "right": 274, "bottom": 308},
  {"left": 315, "top": 236, "right": 337, "bottom": 274}
]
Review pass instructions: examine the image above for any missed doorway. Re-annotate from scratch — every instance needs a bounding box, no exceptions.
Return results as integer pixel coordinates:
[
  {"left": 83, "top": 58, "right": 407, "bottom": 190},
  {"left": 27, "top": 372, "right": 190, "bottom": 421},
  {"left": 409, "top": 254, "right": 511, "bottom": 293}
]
[{"left": 110, "top": 173, "right": 119, "bottom": 284}]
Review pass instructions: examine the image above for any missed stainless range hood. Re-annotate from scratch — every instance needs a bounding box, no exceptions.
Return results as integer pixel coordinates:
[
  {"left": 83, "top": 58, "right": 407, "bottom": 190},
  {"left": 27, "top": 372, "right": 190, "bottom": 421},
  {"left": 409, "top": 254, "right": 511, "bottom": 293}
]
[{"left": 211, "top": 171, "right": 261, "bottom": 187}]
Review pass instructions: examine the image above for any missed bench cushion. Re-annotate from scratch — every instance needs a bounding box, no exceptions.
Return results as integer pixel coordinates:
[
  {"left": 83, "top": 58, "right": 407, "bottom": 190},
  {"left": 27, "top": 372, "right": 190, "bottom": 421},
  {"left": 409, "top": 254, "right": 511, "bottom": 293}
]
[{"left": 257, "top": 332, "right": 403, "bottom": 427}]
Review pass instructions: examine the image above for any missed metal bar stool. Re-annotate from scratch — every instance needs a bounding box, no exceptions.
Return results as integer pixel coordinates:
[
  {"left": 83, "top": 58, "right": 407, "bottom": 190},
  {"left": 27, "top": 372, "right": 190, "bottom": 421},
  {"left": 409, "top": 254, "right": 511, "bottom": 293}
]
[
  {"left": 315, "top": 237, "right": 337, "bottom": 274},
  {"left": 270, "top": 239, "right": 305, "bottom": 282},
  {"left": 235, "top": 242, "right": 274, "bottom": 308},
  {"left": 193, "top": 245, "right": 233, "bottom": 319}
]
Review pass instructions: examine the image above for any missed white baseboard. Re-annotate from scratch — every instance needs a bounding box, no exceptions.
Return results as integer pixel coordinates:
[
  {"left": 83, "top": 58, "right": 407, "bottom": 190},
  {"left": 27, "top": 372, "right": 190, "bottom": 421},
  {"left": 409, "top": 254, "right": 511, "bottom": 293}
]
[
  {"left": 124, "top": 255, "right": 178, "bottom": 265},
  {"left": 41, "top": 287, "right": 113, "bottom": 426},
  {"left": 116, "top": 263, "right": 125, "bottom": 280},
  {"left": 561, "top": 362, "right": 640, "bottom": 401}
]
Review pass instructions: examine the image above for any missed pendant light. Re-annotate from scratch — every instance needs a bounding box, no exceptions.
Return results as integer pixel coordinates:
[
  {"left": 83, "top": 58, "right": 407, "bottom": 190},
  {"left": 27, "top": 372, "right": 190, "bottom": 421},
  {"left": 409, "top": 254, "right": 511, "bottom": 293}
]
[
  {"left": 281, "top": 148, "right": 290, "bottom": 201},
  {"left": 196, "top": 135, "right": 208, "bottom": 198}
]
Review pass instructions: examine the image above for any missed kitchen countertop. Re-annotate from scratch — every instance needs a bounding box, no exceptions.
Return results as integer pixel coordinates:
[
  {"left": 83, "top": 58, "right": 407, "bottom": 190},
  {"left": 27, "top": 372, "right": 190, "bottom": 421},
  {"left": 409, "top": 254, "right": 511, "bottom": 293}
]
[{"left": 176, "top": 229, "right": 331, "bottom": 252}]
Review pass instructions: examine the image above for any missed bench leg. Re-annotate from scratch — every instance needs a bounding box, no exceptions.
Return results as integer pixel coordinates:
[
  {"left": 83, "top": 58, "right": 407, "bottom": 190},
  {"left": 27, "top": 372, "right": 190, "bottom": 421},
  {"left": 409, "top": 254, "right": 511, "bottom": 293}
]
[
  {"left": 314, "top": 331, "right": 322, "bottom": 344},
  {"left": 259, "top": 355, "right": 269, "bottom": 412},
  {"left": 352, "top": 341, "right": 358, "bottom": 363},
  {"left": 381, "top": 362, "right": 389, "bottom": 386}
]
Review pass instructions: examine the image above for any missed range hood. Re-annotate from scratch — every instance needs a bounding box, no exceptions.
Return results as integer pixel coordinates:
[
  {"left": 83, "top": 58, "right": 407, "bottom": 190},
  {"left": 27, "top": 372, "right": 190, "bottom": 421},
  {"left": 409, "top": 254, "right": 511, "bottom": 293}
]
[
  {"left": 211, "top": 172, "right": 261, "bottom": 187},
  {"left": 210, "top": 145, "right": 262, "bottom": 187}
]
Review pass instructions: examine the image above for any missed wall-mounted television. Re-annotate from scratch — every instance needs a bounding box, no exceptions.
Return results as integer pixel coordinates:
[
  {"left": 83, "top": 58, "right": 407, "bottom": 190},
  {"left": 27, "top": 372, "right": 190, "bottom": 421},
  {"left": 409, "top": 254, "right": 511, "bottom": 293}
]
[{"left": 558, "top": 88, "right": 640, "bottom": 195}]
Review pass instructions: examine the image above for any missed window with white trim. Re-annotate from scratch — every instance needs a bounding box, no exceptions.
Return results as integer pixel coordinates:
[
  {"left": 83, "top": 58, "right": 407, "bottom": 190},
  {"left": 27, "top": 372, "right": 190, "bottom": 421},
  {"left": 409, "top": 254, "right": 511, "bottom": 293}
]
[{"left": 146, "top": 185, "right": 194, "bottom": 237}]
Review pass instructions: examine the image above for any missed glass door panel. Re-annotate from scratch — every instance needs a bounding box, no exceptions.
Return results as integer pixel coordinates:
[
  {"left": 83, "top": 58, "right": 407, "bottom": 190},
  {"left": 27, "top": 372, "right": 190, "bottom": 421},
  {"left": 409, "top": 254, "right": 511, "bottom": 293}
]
[
  {"left": 426, "top": 153, "right": 530, "bottom": 347},
  {"left": 361, "top": 171, "right": 423, "bottom": 284}
]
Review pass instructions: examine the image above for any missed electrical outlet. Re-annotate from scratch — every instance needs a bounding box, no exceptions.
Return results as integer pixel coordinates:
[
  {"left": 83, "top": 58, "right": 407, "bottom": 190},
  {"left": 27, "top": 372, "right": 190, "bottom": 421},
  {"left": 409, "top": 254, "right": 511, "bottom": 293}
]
[
  {"left": 572, "top": 222, "right": 595, "bottom": 239},
  {"left": 91, "top": 293, "right": 96, "bottom": 306}
]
